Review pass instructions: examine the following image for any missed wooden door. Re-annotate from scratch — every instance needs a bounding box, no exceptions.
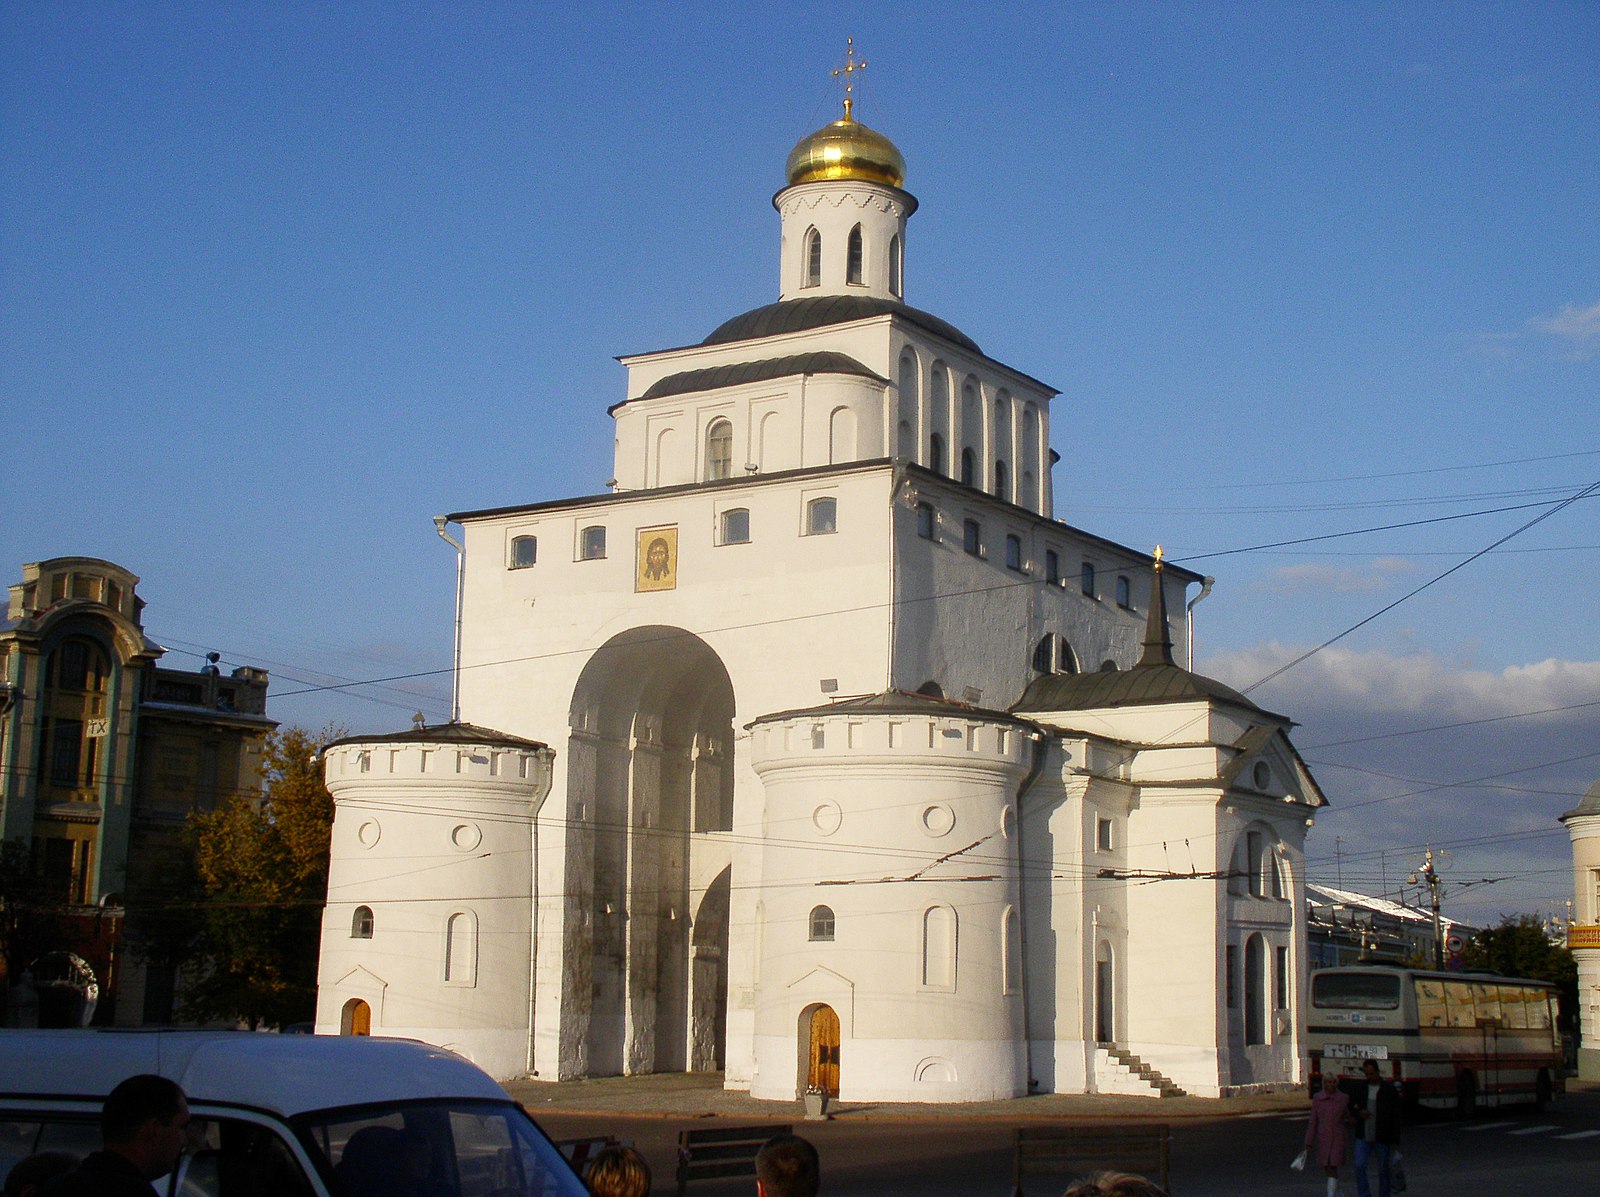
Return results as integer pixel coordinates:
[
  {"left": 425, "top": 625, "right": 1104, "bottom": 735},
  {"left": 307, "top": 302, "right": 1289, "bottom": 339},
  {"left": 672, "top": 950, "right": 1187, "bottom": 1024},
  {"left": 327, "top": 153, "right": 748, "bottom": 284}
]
[
  {"left": 807, "top": 1005, "right": 840, "bottom": 1096},
  {"left": 345, "top": 999, "right": 371, "bottom": 1036}
]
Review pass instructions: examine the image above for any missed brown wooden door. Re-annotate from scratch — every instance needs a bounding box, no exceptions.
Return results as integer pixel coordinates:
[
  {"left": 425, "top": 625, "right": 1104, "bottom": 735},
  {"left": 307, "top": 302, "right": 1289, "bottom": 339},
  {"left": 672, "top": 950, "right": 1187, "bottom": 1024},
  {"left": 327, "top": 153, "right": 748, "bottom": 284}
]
[
  {"left": 346, "top": 999, "right": 371, "bottom": 1036},
  {"left": 807, "top": 1005, "right": 840, "bottom": 1096}
]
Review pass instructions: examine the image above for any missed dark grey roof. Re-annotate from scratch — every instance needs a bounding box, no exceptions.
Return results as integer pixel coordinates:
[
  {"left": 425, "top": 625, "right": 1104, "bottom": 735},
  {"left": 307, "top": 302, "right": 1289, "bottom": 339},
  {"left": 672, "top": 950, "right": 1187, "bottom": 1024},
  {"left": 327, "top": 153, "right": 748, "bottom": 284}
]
[
  {"left": 1560, "top": 777, "right": 1600, "bottom": 822},
  {"left": 749, "top": 689, "right": 1038, "bottom": 731},
  {"left": 1014, "top": 663, "right": 1287, "bottom": 722},
  {"left": 1014, "top": 562, "right": 1289, "bottom": 722},
  {"left": 637, "top": 352, "right": 885, "bottom": 402},
  {"left": 703, "top": 295, "right": 983, "bottom": 355},
  {"left": 325, "top": 722, "right": 548, "bottom": 751}
]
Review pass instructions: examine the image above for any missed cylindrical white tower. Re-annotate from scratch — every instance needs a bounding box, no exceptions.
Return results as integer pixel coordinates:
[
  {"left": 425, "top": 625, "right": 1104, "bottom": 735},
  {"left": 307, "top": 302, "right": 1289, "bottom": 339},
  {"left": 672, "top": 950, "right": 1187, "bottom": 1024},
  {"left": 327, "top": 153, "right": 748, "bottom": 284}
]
[
  {"left": 747, "top": 693, "right": 1034, "bottom": 1103},
  {"left": 314, "top": 724, "right": 553, "bottom": 1081},
  {"left": 1561, "top": 779, "right": 1600, "bottom": 1081},
  {"left": 774, "top": 100, "right": 917, "bottom": 302}
]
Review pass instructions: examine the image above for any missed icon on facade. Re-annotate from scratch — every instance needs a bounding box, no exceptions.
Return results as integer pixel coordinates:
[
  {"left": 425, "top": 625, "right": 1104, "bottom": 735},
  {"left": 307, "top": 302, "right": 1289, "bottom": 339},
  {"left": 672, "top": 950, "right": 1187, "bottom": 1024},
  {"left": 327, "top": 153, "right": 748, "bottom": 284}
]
[{"left": 636, "top": 526, "right": 678, "bottom": 592}]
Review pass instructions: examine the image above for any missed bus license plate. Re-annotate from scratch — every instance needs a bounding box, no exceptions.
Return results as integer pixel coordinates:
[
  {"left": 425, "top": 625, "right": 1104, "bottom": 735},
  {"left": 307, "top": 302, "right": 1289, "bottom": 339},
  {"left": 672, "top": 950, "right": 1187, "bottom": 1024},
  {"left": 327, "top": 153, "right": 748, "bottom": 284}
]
[{"left": 1323, "top": 1043, "right": 1388, "bottom": 1060}]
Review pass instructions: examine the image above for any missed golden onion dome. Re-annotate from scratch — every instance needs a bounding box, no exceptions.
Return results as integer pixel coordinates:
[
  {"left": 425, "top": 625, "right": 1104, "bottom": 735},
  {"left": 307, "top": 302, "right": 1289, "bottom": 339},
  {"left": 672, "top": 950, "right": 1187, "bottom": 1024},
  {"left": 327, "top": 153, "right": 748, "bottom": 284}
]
[{"left": 785, "top": 106, "right": 906, "bottom": 189}]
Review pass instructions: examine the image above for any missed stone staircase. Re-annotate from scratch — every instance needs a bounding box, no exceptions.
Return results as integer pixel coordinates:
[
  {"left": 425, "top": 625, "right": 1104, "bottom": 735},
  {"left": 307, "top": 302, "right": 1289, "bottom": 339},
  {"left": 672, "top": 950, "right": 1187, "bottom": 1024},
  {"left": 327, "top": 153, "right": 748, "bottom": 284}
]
[{"left": 1096, "top": 1044, "right": 1187, "bottom": 1098}]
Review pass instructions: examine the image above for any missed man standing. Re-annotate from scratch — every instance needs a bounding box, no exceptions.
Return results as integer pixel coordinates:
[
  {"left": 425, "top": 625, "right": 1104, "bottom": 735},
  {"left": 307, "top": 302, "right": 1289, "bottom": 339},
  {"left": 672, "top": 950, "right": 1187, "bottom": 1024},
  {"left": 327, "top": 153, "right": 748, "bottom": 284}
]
[
  {"left": 1349, "top": 1059, "right": 1401, "bottom": 1197},
  {"left": 755, "top": 1133, "right": 819, "bottom": 1197},
  {"left": 51, "top": 1074, "right": 190, "bottom": 1197}
]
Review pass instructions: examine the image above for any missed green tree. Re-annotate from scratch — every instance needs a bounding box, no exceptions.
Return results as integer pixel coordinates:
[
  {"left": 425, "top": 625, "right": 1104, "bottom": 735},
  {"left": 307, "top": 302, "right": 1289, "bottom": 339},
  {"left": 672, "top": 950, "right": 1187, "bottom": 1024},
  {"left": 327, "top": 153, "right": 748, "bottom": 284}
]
[
  {"left": 182, "top": 726, "right": 338, "bottom": 1029},
  {"left": 1461, "top": 913, "right": 1579, "bottom": 1031}
]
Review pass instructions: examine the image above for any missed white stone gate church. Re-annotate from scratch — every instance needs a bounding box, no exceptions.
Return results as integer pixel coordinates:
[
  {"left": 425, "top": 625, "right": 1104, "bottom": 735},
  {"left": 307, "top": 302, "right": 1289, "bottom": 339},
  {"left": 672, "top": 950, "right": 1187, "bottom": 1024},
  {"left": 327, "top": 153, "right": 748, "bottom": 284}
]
[{"left": 314, "top": 91, "right": 1326, "bottom": 1101}]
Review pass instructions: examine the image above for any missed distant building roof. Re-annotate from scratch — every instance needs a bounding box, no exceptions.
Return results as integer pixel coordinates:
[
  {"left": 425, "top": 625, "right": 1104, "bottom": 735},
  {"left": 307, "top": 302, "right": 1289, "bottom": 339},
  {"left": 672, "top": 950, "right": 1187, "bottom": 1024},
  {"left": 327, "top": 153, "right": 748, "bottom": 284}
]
[
  {"left": 749, "top": 688, "right": 1039, "bottom": 731},
  {"left": 1560, "top": 777, "right": 1600, "bottom": 822},
  {"left": 702, "top": 294, "right": 983, "bottom": 355}
]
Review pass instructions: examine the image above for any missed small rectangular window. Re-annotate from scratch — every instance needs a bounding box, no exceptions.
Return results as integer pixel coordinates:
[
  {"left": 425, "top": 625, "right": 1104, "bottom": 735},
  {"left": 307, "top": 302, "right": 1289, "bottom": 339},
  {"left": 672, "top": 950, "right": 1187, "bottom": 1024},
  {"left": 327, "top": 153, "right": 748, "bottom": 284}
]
[
  {"left": 1081, "top": 562, "right": 1096, "bottom": 597},
  {"left": 1005, "top": 534, "right": 1024, "bottom": 572},
  {"left": 720, "top": 508, "right": 750, "bottom": 545},
  {"left": 915, "top": 501, "right": 937, "bottom": 540},
  {"left": 1096, "top": 817, "right": 1113, "bottom": 852},
  {"left": 1115, "top": 575, "right": 1132, "bottom": 609},
  {"left": 580, "top": 526, "right": 606, "bottom": 560},
  {"left": 1045, "top": 550, "right": 1060, "bottom": 584},
  {"left": 963, "top": 519, "right": 982, "bottom": 556},
  {"left": 510, "top": 535, "right": 537, "bottom": 568},
  {"left": 1275, "top": 946, "right": 1289, "bottom": 1011}
]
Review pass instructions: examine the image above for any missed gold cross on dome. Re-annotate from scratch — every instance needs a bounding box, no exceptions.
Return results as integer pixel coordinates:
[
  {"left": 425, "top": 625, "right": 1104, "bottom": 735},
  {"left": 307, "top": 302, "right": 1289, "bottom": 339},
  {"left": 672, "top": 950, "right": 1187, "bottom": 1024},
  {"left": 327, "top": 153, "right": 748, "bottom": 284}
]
[
  {"left": 832, "top": 37, "right": 867, "bottom": 120},
  {"left": 1152, "top": 545, "right": 1165, "bottom": 567}
]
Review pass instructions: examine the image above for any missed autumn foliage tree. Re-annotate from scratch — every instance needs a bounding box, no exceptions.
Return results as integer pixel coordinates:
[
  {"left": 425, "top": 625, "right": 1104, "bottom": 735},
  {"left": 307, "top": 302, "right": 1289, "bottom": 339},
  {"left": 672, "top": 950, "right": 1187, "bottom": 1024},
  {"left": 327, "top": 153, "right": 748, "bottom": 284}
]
[{"left": 183, "top": 726, "right": 338, "bottom": 1029}]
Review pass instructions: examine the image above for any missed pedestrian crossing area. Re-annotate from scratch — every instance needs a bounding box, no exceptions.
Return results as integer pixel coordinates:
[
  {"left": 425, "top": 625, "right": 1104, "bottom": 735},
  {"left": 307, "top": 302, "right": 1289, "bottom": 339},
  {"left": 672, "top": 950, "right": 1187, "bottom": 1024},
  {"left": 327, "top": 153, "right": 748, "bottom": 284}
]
[{"left": 1259, "top": 1111, "right": 1598, "bottom": 1141}]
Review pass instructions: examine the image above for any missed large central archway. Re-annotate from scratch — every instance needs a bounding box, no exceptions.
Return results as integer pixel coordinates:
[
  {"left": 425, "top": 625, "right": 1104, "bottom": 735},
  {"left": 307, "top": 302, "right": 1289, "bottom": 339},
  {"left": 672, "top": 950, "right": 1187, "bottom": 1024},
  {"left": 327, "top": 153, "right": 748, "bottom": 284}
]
[{"left": 563, "top": 626, "right": 735, "bottom": 1077}]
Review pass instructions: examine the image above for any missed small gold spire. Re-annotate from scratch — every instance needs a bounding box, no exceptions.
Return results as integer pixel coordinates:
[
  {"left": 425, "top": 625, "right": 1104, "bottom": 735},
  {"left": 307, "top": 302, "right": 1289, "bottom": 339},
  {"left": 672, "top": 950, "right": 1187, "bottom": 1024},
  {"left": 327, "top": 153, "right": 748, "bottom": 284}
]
[
  {"left": 1153, "top": 544, "right": 1165, "bottom": 569},
  {"left": 832, "top": 36, "right": 867, "bottom": 122}
]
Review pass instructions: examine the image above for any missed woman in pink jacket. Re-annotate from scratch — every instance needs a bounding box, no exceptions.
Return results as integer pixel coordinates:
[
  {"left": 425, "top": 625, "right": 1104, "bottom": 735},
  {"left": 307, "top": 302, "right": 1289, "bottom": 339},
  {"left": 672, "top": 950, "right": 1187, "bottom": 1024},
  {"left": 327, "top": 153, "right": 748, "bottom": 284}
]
[{"left": 1305, "top": 1072, "right": 1354, "bottom": 1197}]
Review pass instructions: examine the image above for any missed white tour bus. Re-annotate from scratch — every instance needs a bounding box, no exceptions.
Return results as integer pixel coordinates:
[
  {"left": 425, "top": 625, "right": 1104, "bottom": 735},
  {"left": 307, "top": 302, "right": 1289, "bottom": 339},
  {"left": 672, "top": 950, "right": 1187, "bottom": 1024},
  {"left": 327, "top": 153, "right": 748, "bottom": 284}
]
[
  {"left": 0, "top": 1029, "right": 590, "bottom": 1197},
  {"left": 1307, "top": 964, "right": 1563, "bottom": 1113}
]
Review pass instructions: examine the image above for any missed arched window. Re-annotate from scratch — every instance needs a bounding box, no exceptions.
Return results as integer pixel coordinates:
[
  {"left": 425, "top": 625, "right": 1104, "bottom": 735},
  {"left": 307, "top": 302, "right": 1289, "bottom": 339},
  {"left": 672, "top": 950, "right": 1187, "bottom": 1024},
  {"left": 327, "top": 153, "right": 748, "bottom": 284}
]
[
  {"left": 806, "top": 496, "right": 837, "bottom": 535},
  {"left": 994, "top": 460, "right": 1009, "bottom": 500},
  {"left": 1081, "top": 562, "right": 1096, "bottom": 597},
  {"left": 960, "top": 448, "right": 976, "bottom": 487},
  {"left": 922, "top": 905, "right": 956, "bottom": 989},
  {"left": 1002, "top": 906, "right": 1020, "bottom": 995},
  {"left": 803, "top": 227, "right": 821, "bottom": 287},
  {"left": 963, "top": 519, "right": 982, "bottom": 556},
  {"left": 889, "top": 234, "right": 902, "bottom": 296},
  {"left": 1245, "top": 934, "right": 1267, "bottom": 1045},
  {"left": 846, "top": 224, "right": 863, "bottom": 285},
  {"left": 1057, "top": 638, "right": 1078, "bottom": 674},
  {"left": 351, "top": 906, "right": 374, "bottom": 939},
  {"left": 915, "top": 501, "right": 937, "bottom": 540},
  {"left": 809, "top": 905, "right": 835, "bottom": 942},
  {"left": 444, "top": 911, "right": 477, "bottom": 985},
  {"left": 510, "top": 535, "right": 537, "bottom": 569},
  {"left": 705, "top": 418, "right": 733, "bottom": 481},
  {"left": 1045, "top": 550, "right": 1060, "bottom": 584},
  {"left": 1005, "top": 534, "right": 1023, "bottom": 572},
  {"left": 929, "top": 434, "right": 945, "bottom": 475},
  {"left": 1032, "top": 635, "right": 1054, "bottom": 673},
  {"left": 580, "top": 526, "right": 607, "bottom": 560},
  {"left": 720, "top": 508, "right": 750, "bottom": 545},
  {"left": 1115, "top": 575, "right": 1131, "bottom": 609},
  {"left": 38, "top": 636, "right": 111, "bottom": 806}
]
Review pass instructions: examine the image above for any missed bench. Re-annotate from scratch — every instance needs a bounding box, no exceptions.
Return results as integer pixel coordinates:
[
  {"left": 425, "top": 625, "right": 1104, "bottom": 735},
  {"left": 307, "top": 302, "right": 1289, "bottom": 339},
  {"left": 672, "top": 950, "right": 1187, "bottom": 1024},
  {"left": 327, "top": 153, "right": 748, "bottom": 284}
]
[
  {"left": 1012, "top": 1124, "right": 1171, "bottom": 1196},
  {"left": 676, "top": 1123, "right": 793, "bottom": 1197}
]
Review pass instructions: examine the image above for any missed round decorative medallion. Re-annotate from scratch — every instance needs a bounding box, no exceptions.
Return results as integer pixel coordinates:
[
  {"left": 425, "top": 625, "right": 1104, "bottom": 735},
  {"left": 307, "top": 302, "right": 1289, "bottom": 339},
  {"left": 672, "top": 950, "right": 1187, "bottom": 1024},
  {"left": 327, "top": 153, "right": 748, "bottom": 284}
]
[
  {"left": 811, "top": 802, "right": 842, "bottom": 836},
  {"left": 921, "top": 804, "right": 955, "bottom": 837},
  {"left": 356, "top": 820, "right": 381, "bottom": 848},
  {"left": 451, "top": 823, "right": 483, "bottom": 851}
]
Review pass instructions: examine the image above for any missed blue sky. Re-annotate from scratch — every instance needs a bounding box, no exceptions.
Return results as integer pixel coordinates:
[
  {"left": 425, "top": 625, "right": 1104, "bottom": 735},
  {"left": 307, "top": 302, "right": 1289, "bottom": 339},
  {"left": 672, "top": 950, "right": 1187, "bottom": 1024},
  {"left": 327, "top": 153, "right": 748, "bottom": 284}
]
[{"left": 4, "top": 3, "right": 1596, "bottom": 926}]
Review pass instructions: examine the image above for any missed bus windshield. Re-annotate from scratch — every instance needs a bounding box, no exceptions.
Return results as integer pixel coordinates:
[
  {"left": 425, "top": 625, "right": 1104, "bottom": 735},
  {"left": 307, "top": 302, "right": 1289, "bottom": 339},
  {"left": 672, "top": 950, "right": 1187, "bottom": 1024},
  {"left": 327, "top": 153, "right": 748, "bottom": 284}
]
[{"left": 1312, "top": 972, "right": 1401, "bottom": 1010}]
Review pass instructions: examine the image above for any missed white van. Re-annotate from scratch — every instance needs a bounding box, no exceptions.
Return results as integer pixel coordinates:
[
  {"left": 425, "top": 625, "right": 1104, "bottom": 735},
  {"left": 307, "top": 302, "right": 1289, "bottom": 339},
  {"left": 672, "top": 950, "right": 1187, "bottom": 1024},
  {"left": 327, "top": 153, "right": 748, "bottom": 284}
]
[{"left": 0, "top": 1029, "right": 589, "bottom": 1196}]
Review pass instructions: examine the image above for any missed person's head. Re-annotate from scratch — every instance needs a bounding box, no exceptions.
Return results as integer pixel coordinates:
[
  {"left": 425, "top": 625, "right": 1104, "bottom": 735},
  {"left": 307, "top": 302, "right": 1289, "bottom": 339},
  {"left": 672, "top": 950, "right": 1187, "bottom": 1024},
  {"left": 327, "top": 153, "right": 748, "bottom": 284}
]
[
  {"left": 755, "top": 1133, "right": 819, "bottom": 1197},
  {"left": 1061, "top": 1172, "right": 1169, "bottom": 1197},
  {"left": 647, "top": 539, "right": 669, "bottom": 574},
  {"left": 4, "top": 1150, "right": 78, "bottom": 1197},
  {"left": 584, "top": 1145, "right": 651, "bottom": 1197},
  {"left": 1361, "top": 1060, "right": 1382, "bottom": 1083},
  {"left": 1321, "top": 1072, "right": 1341, "bottom": 1093},
  {"left": 101, "top": 1074, "right": 190, "bottom": 1179}
]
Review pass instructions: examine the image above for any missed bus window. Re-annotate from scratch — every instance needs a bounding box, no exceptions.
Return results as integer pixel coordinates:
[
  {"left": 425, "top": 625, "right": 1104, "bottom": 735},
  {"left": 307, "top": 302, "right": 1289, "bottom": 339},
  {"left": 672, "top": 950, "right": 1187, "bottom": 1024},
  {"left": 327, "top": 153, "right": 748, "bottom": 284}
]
[
  {"left": 1414, "top": 978, "right": 1447, "bottom": 1028},
  {"left": 1312, "top": 972, "right": 1399, "bottom": 1010},
  {"left": 1528, "top": 992, "right": 1551, "bottom": 1030},
  {"left": 1470, "top": 982, "right": 1501, "bottom": 1025},
  {"left": 1499, "top": 985, "right": 1528, "bottom": 1029},
  {"left": 1444, "top": 980, "right": 1476, "bottom": 1027}
]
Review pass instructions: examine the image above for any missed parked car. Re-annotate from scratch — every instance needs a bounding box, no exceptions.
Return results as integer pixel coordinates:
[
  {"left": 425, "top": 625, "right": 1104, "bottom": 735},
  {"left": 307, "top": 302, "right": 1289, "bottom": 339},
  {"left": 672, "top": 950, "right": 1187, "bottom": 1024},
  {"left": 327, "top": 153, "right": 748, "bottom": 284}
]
[{"left": 0, "top": 1029, "right": 589, "bottom": 1196}]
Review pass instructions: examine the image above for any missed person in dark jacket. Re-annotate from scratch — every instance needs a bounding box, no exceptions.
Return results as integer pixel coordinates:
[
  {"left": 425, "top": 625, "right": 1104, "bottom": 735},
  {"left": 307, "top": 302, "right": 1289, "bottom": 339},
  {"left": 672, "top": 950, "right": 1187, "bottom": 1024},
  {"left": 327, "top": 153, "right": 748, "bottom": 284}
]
[
  {"left": 50, "top": 1074, "right": 190, "bottom": 1197},
  {"left": 1348, "top": 1059, "right": 1401, "bottom": 1197}
]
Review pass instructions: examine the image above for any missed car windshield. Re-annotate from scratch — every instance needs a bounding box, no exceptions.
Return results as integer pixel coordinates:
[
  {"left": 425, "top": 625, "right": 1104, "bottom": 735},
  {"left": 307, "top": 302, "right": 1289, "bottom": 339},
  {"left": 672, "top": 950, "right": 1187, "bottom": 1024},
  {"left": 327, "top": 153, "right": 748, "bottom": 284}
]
[{"left": 296, "top": 1100, "right": 587, "bottom": 1197}]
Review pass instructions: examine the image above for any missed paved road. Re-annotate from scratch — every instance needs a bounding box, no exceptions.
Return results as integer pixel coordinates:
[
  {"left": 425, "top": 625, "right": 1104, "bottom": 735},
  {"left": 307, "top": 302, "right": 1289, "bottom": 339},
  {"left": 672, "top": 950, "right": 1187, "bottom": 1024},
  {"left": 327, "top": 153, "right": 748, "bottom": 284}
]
[{"left": 528, "top": 1082, "right": 1600, "bottom": 1196}]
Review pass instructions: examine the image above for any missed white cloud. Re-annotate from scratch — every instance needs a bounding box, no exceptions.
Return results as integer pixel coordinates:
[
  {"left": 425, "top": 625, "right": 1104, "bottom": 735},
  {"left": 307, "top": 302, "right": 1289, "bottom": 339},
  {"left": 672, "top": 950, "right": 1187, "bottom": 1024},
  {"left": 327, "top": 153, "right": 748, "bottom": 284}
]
[
  {"left": 1255, "top": 556, "right": 1419, "bottom": 595},
  {"left": 1199, "top": 644, "right": 1600, "bottom": 926},
  {"left": 1526, "top": 299, "right": 1600, "bottom": 360}
]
